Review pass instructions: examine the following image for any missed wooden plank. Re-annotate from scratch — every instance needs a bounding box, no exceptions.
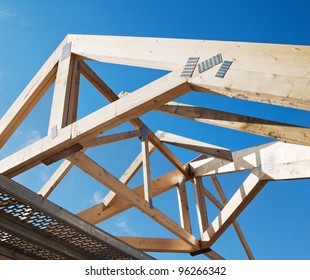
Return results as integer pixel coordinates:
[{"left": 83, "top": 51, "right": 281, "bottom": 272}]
[
  {"left": 157, "top": 130, "right": 233, "bottom": 161},
  {"left": 117, "top": 237, "right": 196, "bottom": 252},
  {"left": 176, "top": 177, "right": 191, "bottom": 232},
  {"left": 189, "top": 68, "right": 310, "bottom": 111},
  {"left": 69, "top": 35, "right": 310, "bottom": 110},
  {"left": 81, "top": 130, "right": 141, "bottom": 148},
  {"left": 141, "top": 128, "right": 152, "bottom": 205},
  {"left": 210, "top": 175, "right": 254, "bottom": 260},
  {"left": 0, "top": 37, "right": 67, "bottom": 148},
  {"left": 157, "top": 102, "right": 310, "bottom": 146},
  {"left": 77, "top": 169, "right": 181, "bottom": 224},
  {"left": 101, "top": 142, "right": 155, "bottom": 209},
  {"left": 80, "top": 61, "right": 191, "bottom": 180},
  {"left": 202, "top": 170, "right": 267, "bottom": 246},
  {"left": 194, "top": 177, "right": 209, "bottom": 237},
  {"left": 190, "top": 142, "right": 273, "bottom": 177},
  {"left": 0, "top": 68, "right": 190, "bottom": 178},
  {"left": 69, "top": 35, "right": 310, "bottom": 77},
  {"left": 68, "top": 152, "right": 200, "bottom": 248},
  {"left": 48, "top": 51, "right": 75, "bottom": 132},
  {"left": 38, "top": 160, "right": 73, "bottom": 198}
]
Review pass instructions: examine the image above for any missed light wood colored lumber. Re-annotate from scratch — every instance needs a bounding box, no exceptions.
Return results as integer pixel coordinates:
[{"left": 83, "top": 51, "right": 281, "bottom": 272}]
[
  {"left": 0, "top": 37, "right": 68, "bottom": 148},
  {"left": 0, "top": 68, "right": 190, "bottom": 178},
  {"left": 69, "top": 34, "right": 310, "bottom": 76},
  {"left": 77, "top": 169, "right": 181, "bottom": 224},
  {"left": 38, "top": 160, "right": 73, "bottom": 198},
  {"left": 81, "top": 130, "right": 141, "bottom": 148},
  {"left": 177, "top": 177, "right": 191, "bottom": 232},
  {"left": 210, "top": 175, "right": 254, "bottom": 260},
  {"left": 101, "top": 142, "right": 155, "bottom": 208},
  {"left": 194, "top": 177, "right": 209, "bottom": 237},
  {"left": 157, "top": 130, "right": 233, "bottom": 161},
  {"left": 190, "top": 142, "right": 273, "bottom": 177},
  {"left": 48, "top": 52, "right": 74, "bottom": 133},
  {"left": 202, "top": 170, "right": 267, "bottom": 246},
  {"left": 141, "top": 128, "right": 152, "bottom": 205},
  {"left": 69, "top": 34, "right": 310, "bottom": 110},
  {"left": 68, "top": 152, "right": 199, "bottom": 248},
  {"left": 189, "top": 68, "right": 310, "bottom": 111},
  {"left": 117, "top": 237, "right": 196, "bottom": 252},
  {"left": 157, "top": 102, "right": 310, "bottom": 146},
  {"left": 190, "top": 142, "right": 310, "bottom": 180},
  {"left": 81, "top": 60, "right": 191, "bottom": 179}
]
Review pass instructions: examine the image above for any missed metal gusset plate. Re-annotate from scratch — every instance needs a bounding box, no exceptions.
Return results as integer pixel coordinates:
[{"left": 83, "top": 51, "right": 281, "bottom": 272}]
[
  {"left": 198, "top": 54, "right": 223, "bottom": 73},
  {"left": 215, "top": 60, "right": 233, "bottom": 78},
  {"left": 180, "top": 57, "right": 200, "bottom": 77}
]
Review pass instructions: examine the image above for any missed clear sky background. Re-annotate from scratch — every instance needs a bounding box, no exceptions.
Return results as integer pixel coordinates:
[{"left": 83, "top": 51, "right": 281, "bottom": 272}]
[{"left": 0, "top": 0, "right": 310, "bottom": 260}]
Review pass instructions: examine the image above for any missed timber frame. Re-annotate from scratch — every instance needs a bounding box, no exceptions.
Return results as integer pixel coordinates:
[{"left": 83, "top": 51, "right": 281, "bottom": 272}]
[{"left": 0, "top": 35, "right": 309, "bottom": 259}]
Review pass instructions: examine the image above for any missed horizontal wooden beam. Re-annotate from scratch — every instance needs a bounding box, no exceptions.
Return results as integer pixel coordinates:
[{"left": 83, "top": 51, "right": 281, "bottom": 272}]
[
  {"left": 157, "top": 102, "right": 310, "bottom": 146},
  {"left": 157, "top": 130, "right": 233, "bottom": 161},
  {"left": 81, "top": 130, "right": 141, "bottom": 148},
  {"left": 190, "top": 142, "right": 310, "bottom": 180},
  {"left": 118, "top": 237, "right": 196, "bottom": 252}
]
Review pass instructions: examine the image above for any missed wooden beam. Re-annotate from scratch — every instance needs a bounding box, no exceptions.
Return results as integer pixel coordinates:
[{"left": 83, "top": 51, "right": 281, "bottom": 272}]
[
  {"left": 68, "top": 152, "right": 199, "bottom": 248},
  {"left": 201, "top": 170, "right": 267, "bottom": 247},
  {"left": 157, "top": 130, "right": 233, "bottom": 161},
  {"left": 189, "top": 68, "right": 310, "bottom": 111},
  {"left": 77, "top": 169, "right": 181, "bottom": 224},
  {"left": 81, "top": 130, "right": 141, "bottom": 148},
  {"left": 117, "top": 237, "right": 196, "bottom": 252},
  {"left": 38, "top": 160, "right": 73, "bottom": 198},
  {"left": 210, "top": 175, "right": 254, "bottom": 260},
  {"left": 80, "top": 61, "right": 191, "bottom": 180},
  {"left": 69, "top": 35, "right": 310, "bottom": 75},
  {"left": 177, "top": 177, "right": 191, "bottom": 232},
  {"left": 0, "top": 37, "right": 67, "bottom": 148},
  {"left": 101, "top": 142, "right": 156, "bottom": 209},
  {"left": 0, "top": 68, "right": 190, "bottom": 178},
  {"left": 157, "top": 101, "right": 310, "bottom": 146},
  {"left": 69, "top": 35, "right": 310, "bottom": 110},
  {"left": 141, "top": 128, "right": 152, "bottom": 206},
  {"left": 194, "top": 177, "right": 209, "bottom": 237},
  {"left": 189, "top": 142, "right": 273, "bottom": 177},
  {"left": 48, "top": 48, "right": 72, "bottom": 132}
]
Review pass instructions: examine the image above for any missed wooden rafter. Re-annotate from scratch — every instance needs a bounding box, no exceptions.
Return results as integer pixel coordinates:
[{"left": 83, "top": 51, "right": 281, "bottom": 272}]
[{"left": 157, "top": 101, "right": 310, "bottom": 146}]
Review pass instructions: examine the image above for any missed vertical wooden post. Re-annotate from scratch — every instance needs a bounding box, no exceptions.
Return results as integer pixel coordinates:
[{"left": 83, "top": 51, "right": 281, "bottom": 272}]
[
  {"left": 141, "top": 126, "right": 153, "bottom": 207},
  {"left": 48, "top": 43, "right": 80, "bottom": 136},
  {"left": 194, "top": 177, "right": 208, "bottom": 238},
  {"left": 177, "top": 176, "right": 191, "bottom": 232}
]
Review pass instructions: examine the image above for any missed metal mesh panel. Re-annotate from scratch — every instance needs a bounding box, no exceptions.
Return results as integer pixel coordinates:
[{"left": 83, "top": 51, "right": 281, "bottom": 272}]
[{"left": 0, "top": 185, "right": 146, "bottom": 260}]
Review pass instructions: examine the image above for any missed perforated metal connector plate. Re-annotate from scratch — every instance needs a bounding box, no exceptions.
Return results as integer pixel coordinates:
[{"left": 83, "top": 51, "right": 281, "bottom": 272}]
[
  {"left": 215, "top": 60, "right": 233, "bottom": 78},
  {"left": 61, "top": 42, "right": 72, "bottom": 61},
  {"left": 180, "top": 57, "right": 200, "bottom": 77},
  {"left": 198, "top": 54, "right": 223, "bottom": 73}
]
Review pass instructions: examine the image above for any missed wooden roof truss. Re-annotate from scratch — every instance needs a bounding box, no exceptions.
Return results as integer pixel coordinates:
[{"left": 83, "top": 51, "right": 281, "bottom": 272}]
[{"left": 0, "top": 35, "right": 309, "bottom": 259}]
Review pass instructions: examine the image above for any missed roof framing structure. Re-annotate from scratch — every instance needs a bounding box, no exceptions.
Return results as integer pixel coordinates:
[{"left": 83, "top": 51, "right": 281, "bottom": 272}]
[{"left": 0, "top": 34, "right": 309, "bottom": 259}]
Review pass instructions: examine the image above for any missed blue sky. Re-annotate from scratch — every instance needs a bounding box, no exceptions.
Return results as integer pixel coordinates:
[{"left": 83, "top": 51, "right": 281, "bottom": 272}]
[{"left": 0, "top": 0, "right": 310, "bottom": 260}]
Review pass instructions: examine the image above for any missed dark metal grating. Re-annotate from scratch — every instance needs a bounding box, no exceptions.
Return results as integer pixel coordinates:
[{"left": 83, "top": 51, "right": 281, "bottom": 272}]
[{"left": 0, "top": 175, "right": 154, "bottom": 260}]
